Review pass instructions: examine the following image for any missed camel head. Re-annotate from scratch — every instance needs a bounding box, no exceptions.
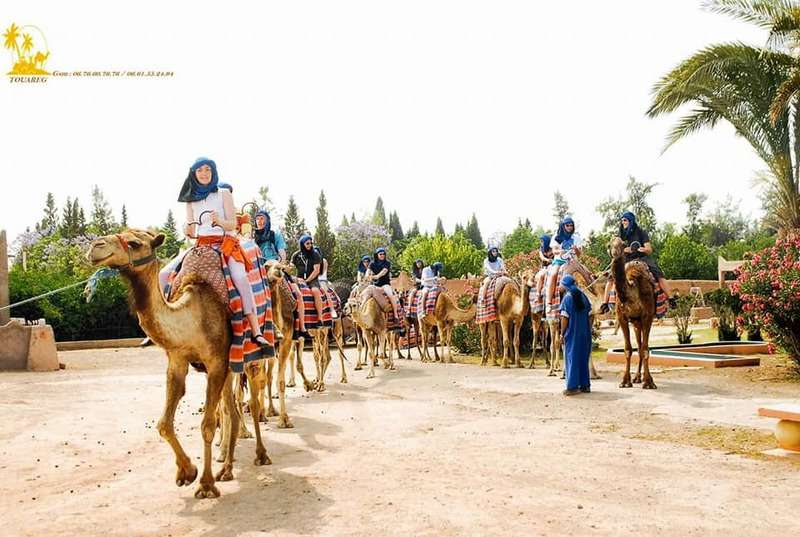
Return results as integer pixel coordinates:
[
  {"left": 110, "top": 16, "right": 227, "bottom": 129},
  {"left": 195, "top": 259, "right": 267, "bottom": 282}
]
[
  {"left": 520, "top": 268, "right": 537, "bottom": 289},
  {"left": 86, "top": 229, "right": 164, "bottom": 271},
  {"left": 264, "top": 260, "right": 293, "bottom": 284},
  {"left": 608, "top": 236, "right": 625, "bottom": 259}
]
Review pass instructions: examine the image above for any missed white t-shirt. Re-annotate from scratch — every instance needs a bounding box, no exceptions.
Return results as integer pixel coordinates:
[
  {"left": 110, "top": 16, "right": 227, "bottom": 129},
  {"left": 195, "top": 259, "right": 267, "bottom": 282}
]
[
  {"left": 421, "top": 266, "right": 439, "bottom": 288},
  {"left": 553, "top": 232, "right": 582, "bottom": 261},
  {"left": 189, "top": 191, "right": 226, "bottom": 237},
  {"left": 483, "top": 257, "right": 505, "bottom": 276}
]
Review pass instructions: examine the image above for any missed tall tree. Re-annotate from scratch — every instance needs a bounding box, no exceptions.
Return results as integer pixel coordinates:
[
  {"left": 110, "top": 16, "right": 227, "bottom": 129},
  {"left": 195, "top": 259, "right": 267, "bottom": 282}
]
[
  {"left": 407, "top": 221, "right": 420, "bottom": 238},
  {"left": 683, "top": 193, "right": 708, "bottom": 241},
  {"left": 552, "top": 190, "right": 571, "bottom": 225},
  {"left": 75, "top": 200, "right": 87, "bottom": 237},
  {"left": 90, "top": 185, "right": 116, "bottom": 236},
  {"left": 596, "top": 176, "right": 658, "bottom": 233},
  {"left": 465, "top": 213, "right": 484, "bottom": 249},
  {"left": 120, "top": 204, "right": 128, "bottom": 228},
  {"left": 60, "top": 196, "right": 75, "bottom": 238},
  {"left": 350, "top": 212, "right": 356, "bottom": 224},
  {"left": 159, "top": 210, "right": 183, "bottom": 260},
  {"left": 314, "top": 190, "right": 336, "bottom": 261},
  {"left": 340, "top": 214, "right": 349, "bottom": 228},
  {"left": 648, "top": 0, "right": 800, "bottom": 232},
  {"left": 388, "top": 211, "right": 404, "bottom": 242},
  {"left": 39, "top": 192, "right": 58, "bottom": 234},
  {"left": 434, "top": 217, "right": 445, "bottom": 236},
  {"left": 453, "top": 222, "right": 465, "bottom": 235},
  {"left": 372, "top": 197, "right": 387, "bottom": 226},
  {"left": 257, "top": 186, "right": 277, "bottom": 214},
  {"left": 282, "top": 196, "right": 307, "bottom": 250}
]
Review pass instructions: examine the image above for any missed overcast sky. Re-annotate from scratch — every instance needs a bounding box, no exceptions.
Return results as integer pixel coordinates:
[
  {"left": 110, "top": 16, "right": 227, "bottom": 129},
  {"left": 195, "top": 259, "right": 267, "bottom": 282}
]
[{"left": 1, "top": 0, "right": 768, "bottom": 246}]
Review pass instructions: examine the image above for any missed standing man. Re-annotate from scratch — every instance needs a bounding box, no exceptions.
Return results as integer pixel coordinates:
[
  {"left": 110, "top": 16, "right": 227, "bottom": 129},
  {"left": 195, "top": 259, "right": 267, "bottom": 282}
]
[{"left": 560, "top": 274, "right": 592, "bottom": 396}]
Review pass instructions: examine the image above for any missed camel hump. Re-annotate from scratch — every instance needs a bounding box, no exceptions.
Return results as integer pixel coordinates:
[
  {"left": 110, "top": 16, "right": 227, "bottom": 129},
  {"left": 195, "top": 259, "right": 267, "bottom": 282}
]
[
  {"left": 493, "top": 276, "right": 518, "bottom": 299},
  {"left": 625, "top": 261, "right": 654, "bottom": 287}
]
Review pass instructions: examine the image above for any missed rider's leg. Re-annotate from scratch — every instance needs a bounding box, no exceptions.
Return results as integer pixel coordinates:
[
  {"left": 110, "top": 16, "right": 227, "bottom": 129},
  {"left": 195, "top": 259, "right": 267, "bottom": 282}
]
[
  {"left": 228, "top": 258, "right": 263, "bottom": 338},
  {"left": 383, "top": 285, "right": 401, "bottom": 318},
  {"left": 310, "top": 286, "right": 325, "bottom": 319},
  {"left": 290, "top": 283, "right": 307, "bottom": 332}
]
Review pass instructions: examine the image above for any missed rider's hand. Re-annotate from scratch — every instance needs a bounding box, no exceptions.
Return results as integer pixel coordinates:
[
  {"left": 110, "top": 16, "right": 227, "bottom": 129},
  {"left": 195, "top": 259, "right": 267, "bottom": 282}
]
[
  {"left": 623, "top": 246, "right": 633, "bottom": 254},
  {"left": 209, "top": 211, "right": 219, "bottom": 226}
]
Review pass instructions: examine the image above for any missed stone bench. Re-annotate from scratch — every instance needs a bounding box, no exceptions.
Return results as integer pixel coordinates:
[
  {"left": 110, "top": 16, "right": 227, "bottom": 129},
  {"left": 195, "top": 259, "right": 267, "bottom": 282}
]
[
  {"left": 758, "top": 404, "right": 800, "bottom": 452},
  {"left": 0, "top": 320, "right": 60, "bottom": 371}
]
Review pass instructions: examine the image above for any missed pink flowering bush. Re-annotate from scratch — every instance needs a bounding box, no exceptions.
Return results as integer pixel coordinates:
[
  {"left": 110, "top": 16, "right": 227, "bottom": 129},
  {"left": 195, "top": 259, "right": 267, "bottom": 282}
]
[{"left": 731, "top": 237, "right": 800, "bottom": 364}]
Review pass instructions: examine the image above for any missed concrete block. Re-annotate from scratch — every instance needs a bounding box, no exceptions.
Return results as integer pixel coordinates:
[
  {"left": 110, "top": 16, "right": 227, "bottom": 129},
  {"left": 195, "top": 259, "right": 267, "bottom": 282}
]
[{"left": 0, "top": 320, "right": 59, "bottom": 371}]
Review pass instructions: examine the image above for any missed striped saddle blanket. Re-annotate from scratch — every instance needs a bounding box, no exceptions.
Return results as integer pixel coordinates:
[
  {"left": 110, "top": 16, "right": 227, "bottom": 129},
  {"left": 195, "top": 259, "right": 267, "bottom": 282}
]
[
  {"left": 325, "top": 286, "right": 342, "bottom": 317},
  {"left": 416, "top": 287, "right": 442, "bottom": 317},
  {"left": 476, "top": 275, "right": 515, "bottom": 324},
  {"left": 528, "top": 267, "right": 548, "bottom": 314},
  {"left": 164, "top": 241, "right": 276, "bottom": 373},
  {"left": 292, "top": 279, "right": 333, "bottom": 336},
  {"left": 404, "top": 289, "right": 419, "bottom": 318}
]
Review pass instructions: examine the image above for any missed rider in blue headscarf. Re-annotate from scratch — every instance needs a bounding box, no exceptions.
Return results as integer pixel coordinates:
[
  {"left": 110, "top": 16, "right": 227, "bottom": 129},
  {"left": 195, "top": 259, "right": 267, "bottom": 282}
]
[
  {"left": 254, "top": 210, "right": 287, "bottom": 262},
  {"left": 357, "top": 255, "right": 372, "bottom": 283},
  {"left": 560, "top": 274, "right": 592, "bottom": 395},
  {"left": 177, "top": 157, "right": 219, "bottom": 202}
]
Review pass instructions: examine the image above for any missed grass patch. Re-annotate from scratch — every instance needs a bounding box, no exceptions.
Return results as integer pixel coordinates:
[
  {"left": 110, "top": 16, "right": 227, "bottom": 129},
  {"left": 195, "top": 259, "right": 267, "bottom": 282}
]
[{"left": 629, "top": 424, "right": 780, "bottom": 461}]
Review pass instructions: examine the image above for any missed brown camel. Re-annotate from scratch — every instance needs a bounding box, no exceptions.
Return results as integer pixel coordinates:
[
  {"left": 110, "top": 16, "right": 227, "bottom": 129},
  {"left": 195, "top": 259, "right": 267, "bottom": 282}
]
[
  {"left": 479, "top": 275, "right": 532, "bottom": 368},
  {"left": 291, "top": 317, "right": 347, "bottom": 392},
  {"left": 349, "top": 295, "right": 396, "bottom": 378},
  {"left": 418, "top": 292, "right": 477, "bottom": 363},
  {"left": 86, "top": 230, "right": 269, "bottom": 499},
  {"left": 609, "top": 237, "right": 657, "bottom": 389},
  {"left": 521, "top": 269, "right": 549, "bottom": 369}
]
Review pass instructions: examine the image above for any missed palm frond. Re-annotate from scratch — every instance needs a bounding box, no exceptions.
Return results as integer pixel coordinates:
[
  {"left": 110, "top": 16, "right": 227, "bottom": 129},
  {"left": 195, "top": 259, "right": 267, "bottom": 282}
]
[{"left": 703, "top": 0, "right": 797, "bottom": 29}]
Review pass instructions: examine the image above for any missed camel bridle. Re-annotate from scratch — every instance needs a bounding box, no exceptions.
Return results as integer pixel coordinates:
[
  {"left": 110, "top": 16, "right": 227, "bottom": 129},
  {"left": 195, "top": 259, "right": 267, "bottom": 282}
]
[{"left": 113, "top": 234, "right": 158, "bottom": 270}]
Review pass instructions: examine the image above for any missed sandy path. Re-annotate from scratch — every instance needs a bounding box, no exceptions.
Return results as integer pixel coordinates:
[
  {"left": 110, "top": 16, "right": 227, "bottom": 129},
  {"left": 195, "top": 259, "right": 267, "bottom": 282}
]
[{"left": 1, "top": 346, "right": 798, "bottom": 537}]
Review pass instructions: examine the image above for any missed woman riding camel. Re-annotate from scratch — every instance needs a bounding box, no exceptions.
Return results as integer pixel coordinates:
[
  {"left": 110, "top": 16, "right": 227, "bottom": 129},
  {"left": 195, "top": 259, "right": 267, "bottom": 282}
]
[
  {"left": 290, "top": 235, "right": 326, "bottom": 324},
  {"left": 418, "top": 261, "right": 444, "bottom": 320},
  {"left": 546, "top": 216, "right": 593, "bottom": 307},
  {"left": 254, "top": 209, "right": 287, "bottom": 262},
  {"left": 314, "top": 246, "right": 338, "bottom": 319},
  {"left": 367, "top": 247, "right": 402, "bottom": 319},
  {"left": 600, "top": 211, "right": 672, "bottom": 313},
  {"left": 483, "top": 246, "right": 506, "bottom": 279},
  {"left": 412, "top": 259, "right": 425, "bottom": 290},
  {"left": 159, "top": 157, "right": 270, "bottom": 346},
  {"left": 356, "top": 255, "right": 372, "bottom": 284},
  {"left": 534, "top": 234, "right": 554, "bottom": 303}
]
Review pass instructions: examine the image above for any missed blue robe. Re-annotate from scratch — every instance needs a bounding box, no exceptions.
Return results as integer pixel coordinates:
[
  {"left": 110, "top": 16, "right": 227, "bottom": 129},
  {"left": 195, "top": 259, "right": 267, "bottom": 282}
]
[{"left": 560, "top": 290, "right": 592, "bottom": 390}]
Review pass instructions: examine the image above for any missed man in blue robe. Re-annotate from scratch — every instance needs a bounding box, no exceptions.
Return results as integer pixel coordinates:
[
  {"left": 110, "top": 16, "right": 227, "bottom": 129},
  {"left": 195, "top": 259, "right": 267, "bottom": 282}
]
[{"left": 559, "top": 274, "right": 592, "bottom": 395}]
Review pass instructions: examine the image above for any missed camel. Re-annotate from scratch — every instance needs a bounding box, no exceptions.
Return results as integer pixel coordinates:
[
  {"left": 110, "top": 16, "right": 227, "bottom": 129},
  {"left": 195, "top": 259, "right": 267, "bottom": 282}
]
[
  {"left": 418, "top": 291, "right": 477, "bottom": 363},
  {"left": 479, "top": 275, "right": 532, "bottom": 369},
  {"left": 521, "top": 269, "right": 549, "bottom": 369},
  {"left": 609, "top": 237, "right": 657, "bottom": 389},
  {"left": 291, "top": 318, "right": 348, "bottom": 392},
  {"left": 86, "top": 229, "right": 269, "bottom": 499},
  {"left": 542, "top": 266, "right": 604, "bottom": 380},
  {"left": 349, "top": 294, "right": 396, "bottom": 378}
]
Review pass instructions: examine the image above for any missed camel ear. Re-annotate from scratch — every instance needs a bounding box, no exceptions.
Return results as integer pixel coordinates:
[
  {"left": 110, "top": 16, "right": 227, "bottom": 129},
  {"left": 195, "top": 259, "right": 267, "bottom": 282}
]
[{"left": 151, "top": 233, "right": 165, "bottom": 249}]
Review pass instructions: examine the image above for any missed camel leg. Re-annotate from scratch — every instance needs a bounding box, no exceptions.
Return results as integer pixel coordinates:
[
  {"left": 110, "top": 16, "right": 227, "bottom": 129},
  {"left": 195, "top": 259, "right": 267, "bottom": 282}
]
[
  {"left": 317, "top": 332, "right": 332, "bottom": 392},
  {"left": 234, "top": 373, "right": 253, "bottom": 439},
  {"left": 414, "top": 320, "right": 423, "bottom": 360},
  {"left": 158, "top": 359, "right": 198, "bottom": 489},
  {"left": 333, "top": 323, "right": 348, "bottom": 383},
  {"left": 195, "top": 363, "right": 227, "bottom": 499},
  {"left": 215, "top": 369, "right": 238, "bottom": 483},
  {"left": 513, "top": 319, "right": 523, "bottom": 368},
  {"left": 619, "top": 319, "right": 634, "bottom": 388},
  {"left": 420, "top": 323, "right": 431, "bottom": 363},
  {"left": 275, "top": 338, "right": 294, "bottom": 428},
  {"left": 499, "top": 319, "right": 511, "bottom": 369},
  {"left": 244, "top": 363, "right": 271, "bottom": 466},
  {"left": 366, "top": 331, "right": 377, "bottom": 379},
  {"left": 641, "top": 322, "right": 657, "bottom": 389},
  {"left": 444, "top": 323, "right": 455, "bottom": 363},
  {"left": 633, "top": 323, "right": 644, "bottom": 384},
  {"left": 529, "top": 318, "right": 539, "bottom": 369},
  {"left": 388, "top": 332, "right": 397, "bottom": 371},
  {"left": 436, "top": 322, "right": 448, "bottom": 363},
  {"left": 294, "top": 339, "right": 315, "bottom": 392},
  {"left": 286, "top": 341, "right": 297, "bottom": 387},
  {"left": 547, "top": 321, "right": 559, "bottom": 376},
  {"left": 264, "top": 358, "right": 278, "bottom": 418},
  {"left": 479, "top": 323, "right": 489, "bottom": 366}
]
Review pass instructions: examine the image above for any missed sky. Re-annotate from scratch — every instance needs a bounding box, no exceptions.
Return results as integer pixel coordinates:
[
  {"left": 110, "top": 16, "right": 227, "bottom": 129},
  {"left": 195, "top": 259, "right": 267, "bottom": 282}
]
[{"left": 0, "top": 0, "right": 769, "bottom": 248}]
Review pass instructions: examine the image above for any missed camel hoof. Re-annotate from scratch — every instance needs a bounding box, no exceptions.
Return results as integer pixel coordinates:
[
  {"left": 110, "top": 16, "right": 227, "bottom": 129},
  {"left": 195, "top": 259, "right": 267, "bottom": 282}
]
[
  {"left": 619, "top": 381, "right": 633, "bottom": 388},
  {"left": 176, "top": 464, "right": 198, "bottom": 487},
  {"left": 267, "top": 406, "right": 279, "bottom": 418},
  {"left": 303, "top": 381, "right": 315, "bottom": 392},
  {"left": 215, "top": 453, "right": 226, "bottom": 463},
  {"left": 501, "top": 364, "right": 509, "bottom": 369},
  {"left": 492, "top": 362, "right": 500, "bottom": 367},
  {"left": 340, "top": 377, "right": 348, "bottom": 384},
  {"left": 366, "top": 372, "right": 375, "bottom": 379},
  {"left": 277, "top": 416, "right": 294, "bottom": 429},
  {"left": 591, "top": 374, "right": 602, "bottom": 380},
  {"left": 642, "top": 380, "right": 658, "bottom": 390},
  {"left": 254, "top": 451, "right": 272, "bottom": 466},
  {"left": 547, "top": 371, "right": 556, "bottom": 377},
  {"left": 389, "top": 365, "right": 397, "bottom": 371},
  {"left": 633, "top": 375, "right": 642, "bottom": 384},
  {"left": 354, "top": 365, "right": 363, "bottom": 371},
  {"left": 194, "top": 483, "right": 220, "bottom": 499},
  {"left": 214, "top": 466, "right": 234, "bottom": 482},
  {"left": 286, "top": 380, "right": 296, "bottom": 388},
  {"left": 316, "top": 383, "right": 327, "bottom": 392}
]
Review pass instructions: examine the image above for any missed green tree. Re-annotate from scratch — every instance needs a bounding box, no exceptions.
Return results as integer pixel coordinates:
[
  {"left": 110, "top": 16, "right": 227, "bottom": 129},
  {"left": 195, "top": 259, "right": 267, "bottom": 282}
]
[
  {"left": 60, "top": 196, "right": 75, "bottom": 239},
  {"left": 90, "top": 185, "right": 116, "bottom": 236},
  {"left": 399, "top": 234, "right": 484, "bottom": 278},
  {"left": 76, "top": 201, "right": 87, "bottom": 237},
  {"left": 465, "top": 213, "right": 484, "bottom": 249},
  {"left": 658, "top": 234, "right": 716, "bottom": 280},
  {"left": 388, "top": 211, "right": 404, "bottom": 242},
  {"left": 372, "top": 197, "right": 387, "bottom": 226},
  {"left": 552, "top": 190, "right": 571, "bottom": 225},
  {"left": 699, "top": 197, "right": 751, "bottom": 247},
  {"left": 120, "top": 204, "right": 128, "bottom": 229},
  {"left": 331, "top": 220, "right": 391, "bottom": 281},
  {"left": 503, "top": 221, "right": 538, "bottom": 258},
  {"left": 37, "top": 192, "right": 59, "bottom": 234},
  {"left": 159, "top": 210, "right": 183, "bottom": 260},
  {"left": 314, "top": 190, "right": 336, "bottom": 263},
  {"left": 340, "top": 214, "right": 349, "bottom": 228},
  {"left": 596, "top": 176, "right": 658, "bottom": 233},
  {"left": 407, "top": 221, "right": 420, "bottom": 238},
  {"left": 257, "top": 186, "right": 277, "bottom": 214},
  {"left": 453, "top": 222, "right": 465, "bottom": 235},
  {"left": 683, "top": 193, "right": 707, "bottom": 241},
  {"left": 282, "top": 196, "right": 307, "bottom": 251},
  {"left": 434, "top": 217, "right": 445, "bottom": 236},
  {"left": 648, "top": 0, "right": 800, "bottom": 232}
]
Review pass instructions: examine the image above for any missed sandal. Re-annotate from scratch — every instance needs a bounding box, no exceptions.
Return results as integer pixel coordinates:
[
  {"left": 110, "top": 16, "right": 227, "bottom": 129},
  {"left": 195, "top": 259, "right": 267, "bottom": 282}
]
[{"left": 251, "top": 333, "right": 270, "bottom": 347}]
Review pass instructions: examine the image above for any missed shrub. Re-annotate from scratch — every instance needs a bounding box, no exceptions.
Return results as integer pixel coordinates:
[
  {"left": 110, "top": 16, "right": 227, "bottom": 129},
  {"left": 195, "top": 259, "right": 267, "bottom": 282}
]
[
  {"left": 398, "top": 234, "right": 483, "bottom": 278},
  {"left": 706, "top": 288, "right": 741, "bottom": 341},
  {"left": 731, "top": 237, "right": 800, "bottom": 363},
  {"left": 658, "top": 234, "right": 716, "bottom": 280},
  {"left": 669, "top": 295, "right": 694, "bottom": 344},
  {"left": 451, "top": 324, "right": 482, "bottom": 354}
]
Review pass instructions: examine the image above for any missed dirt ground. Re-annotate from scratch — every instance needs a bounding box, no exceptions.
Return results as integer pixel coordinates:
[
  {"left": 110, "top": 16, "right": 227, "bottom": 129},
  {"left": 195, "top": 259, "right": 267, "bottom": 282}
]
[{"left": 2, "top": 331, "right": 799, "bottom": 537}]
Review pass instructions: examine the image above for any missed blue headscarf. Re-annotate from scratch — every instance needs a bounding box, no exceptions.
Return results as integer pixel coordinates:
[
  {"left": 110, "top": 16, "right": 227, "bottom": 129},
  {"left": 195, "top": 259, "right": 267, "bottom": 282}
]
[
  {"left": 218, "top": 182, "right": 233, "bottom": 193},
  {"left": 561, "top": 274, "right": 587, "bottom": 312},
  {"left": 374, "top": 247, "right": 387, "bottom": 261},
  {"left": 487, "top": 247, "right": 501, "bottom": 262},
  {"left": 253, "top": 210, "right": 274, "bottom": 246},
  {"left": 299, "top": 234, "right": 313, "bottom": 251},
  {"left": 554, "top": 216, "right": 575, "bottom": 244},
  {"left": 619, "top": 211, "right": 638, "bottom": 240},
  {"left": 177, "top": 157, "right": 220, "bottom": 202},
  {"left": 432, "top": 262, "right": 443, "bottom": 276},
  {"left": 358, "top": 255, "right": 371, "bottom": 274},
  {"left": 413, "top": 258, "right": 425, "bottom": 279},
  {"left": 540, "top": 234, "right": 551, "bottom": 253}
]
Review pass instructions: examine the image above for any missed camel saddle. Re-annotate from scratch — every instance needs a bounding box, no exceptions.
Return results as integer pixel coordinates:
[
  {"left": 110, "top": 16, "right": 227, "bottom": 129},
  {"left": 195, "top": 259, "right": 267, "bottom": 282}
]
[
  {"left": 359, "top": 285, "right": 393, "bottom": 313},
  {"left": 168, "top": 246, "right": 229, "bottom": 306},
  {"left": 492, "top": 276, "right": 517, "bottom": 299}
]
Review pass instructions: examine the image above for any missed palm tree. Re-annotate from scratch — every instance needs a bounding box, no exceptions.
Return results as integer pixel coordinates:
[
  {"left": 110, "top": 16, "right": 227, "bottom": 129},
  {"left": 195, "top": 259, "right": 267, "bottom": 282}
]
[
  {"left": 648, "top": 0, "right": 800, "bottom": 233},
  {"left": 3, "top": 23, "right": 21, "bottom": 63},
  {"left": 21, "top": 33, "right": 33, "bottom": 61}
]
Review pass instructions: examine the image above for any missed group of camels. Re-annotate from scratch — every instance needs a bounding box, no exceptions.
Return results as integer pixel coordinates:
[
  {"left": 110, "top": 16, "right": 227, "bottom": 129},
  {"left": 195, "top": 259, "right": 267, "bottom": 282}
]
[{"left": 86, "top": 229, "right": 657, "bottom": 499}]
